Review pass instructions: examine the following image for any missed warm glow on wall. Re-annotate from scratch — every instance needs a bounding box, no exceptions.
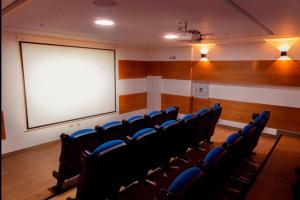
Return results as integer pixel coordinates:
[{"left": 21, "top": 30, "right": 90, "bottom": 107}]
[
  {"left": 265, "top": 37, "right": 299, "bottom": 60},
  {"left": 194, "top": 43, "right": 215, "bottom": 61}
]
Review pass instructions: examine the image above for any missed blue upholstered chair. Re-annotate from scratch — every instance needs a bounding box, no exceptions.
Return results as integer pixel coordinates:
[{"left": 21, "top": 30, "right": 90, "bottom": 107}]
[
  {"left": 156, "top": 120, "right": 184, "bottom": 167},
  {"left": 250, "top": 111, "right": 270, "bottom": 152},
  {"left": 53, "top": 129, "right": 102, "bottom": 192},
  {"left": 162, "top": 106, "right": 179, "bottom": 121},
  {"left": 128, "top": 128, "right": 162, "bottom": 183},
  {"left": 223, "top": 132, "right": 245, "bottom": 167},
  {"left": 76, "top": 140, "right": 129, "bottom": 200},
  {"left": 241, "top": 124, "right": 258, "bottom": 155},
  {"left": 179, "top": 114, "right": 198, "bottom": 157},
  {"left": 206, "top": 103, "right": 222, "bottom": 143},
  {"left": 193, "top": 108, "right": 211, "bottom": 147},
  {"left": 145, "top": 110, "right": 165, "bottom": 128},
  {"left": 200, "top": 146, "right": 230, "bottom": 194},
  {"left": 95, "top": 120, "right": 129, "bottom": 142},
  {"left": 157, "top": 166, "right": 208, "bottom": 200},
  {"left": 122, "top": 115, "right": 149, "bottom": 136}
]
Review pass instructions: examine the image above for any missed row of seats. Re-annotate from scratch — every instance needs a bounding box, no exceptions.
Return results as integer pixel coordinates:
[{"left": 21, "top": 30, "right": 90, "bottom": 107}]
[
  {"left": 53, "top": 104, "right": 222, "bottom": 192},
  {"left": 72, "top": 104, "right": 223, "bottom": 200},
  {"left": 158, "top": 110, "right": 270, "bottom": 200},
  {"left": 53, "top": 106, "right": 179, "bottom": 192}
]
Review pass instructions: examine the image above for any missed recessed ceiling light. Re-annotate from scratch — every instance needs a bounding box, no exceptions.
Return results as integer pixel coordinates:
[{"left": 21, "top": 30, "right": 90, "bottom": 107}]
[
  {"left": 164, "top": 34, "right": 178, "bottom": 39},
  {"left": 94, "top": 19, "right": 115, "bottom": 26}
]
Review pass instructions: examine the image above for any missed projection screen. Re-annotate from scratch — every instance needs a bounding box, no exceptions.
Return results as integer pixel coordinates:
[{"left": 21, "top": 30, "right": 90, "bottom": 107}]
[{"left": 20, "top": 42, "right": 116, "bottom": 129}]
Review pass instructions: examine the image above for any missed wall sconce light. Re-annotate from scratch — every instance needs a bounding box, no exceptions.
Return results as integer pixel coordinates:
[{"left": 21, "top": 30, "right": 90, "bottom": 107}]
[
  {"left": 265, "top": 37, "right": 299, "bottom": 60},
  {"left": 196, "top": 43, "right": 215, "bottom": 62}
]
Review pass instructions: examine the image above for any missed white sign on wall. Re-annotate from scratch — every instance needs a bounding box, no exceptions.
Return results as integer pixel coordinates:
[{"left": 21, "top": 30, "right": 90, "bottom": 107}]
[{"left": 192, "top": 82, "right": 209, "bottom": 99}]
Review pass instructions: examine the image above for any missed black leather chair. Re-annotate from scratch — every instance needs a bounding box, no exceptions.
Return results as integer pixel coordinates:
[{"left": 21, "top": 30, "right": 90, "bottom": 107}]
[
  {"left": 162, "top": 106, "right": 179, "bottom": 121},
  {"left": 95, "top": 121, "right": 129, "bottom": 142},
  {"left": 157, "top": 166, "right": 208, "bottom": 200},
  {"left": 145, "top": 111, "right": 165, "bottom": 128},
  {"left": 76, "top": 140, "right": 129, "bottom": 200},
  {"left": 193, "top": 108, "right": 212, "bottom": 147},
  {"left": 53, "top": 129, "right": 102, "bottom": 192},
  {"left": 206, "top": 103, "right": 222, "bottom": 143},
  {"left": 122, "top": 115, "right": 149, "bottom": 136}
]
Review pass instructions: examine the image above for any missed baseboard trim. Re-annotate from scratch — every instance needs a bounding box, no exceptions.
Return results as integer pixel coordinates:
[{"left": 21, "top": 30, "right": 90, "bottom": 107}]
[{"left": 1, "top": 139, "right": 60, "bottom": 158}]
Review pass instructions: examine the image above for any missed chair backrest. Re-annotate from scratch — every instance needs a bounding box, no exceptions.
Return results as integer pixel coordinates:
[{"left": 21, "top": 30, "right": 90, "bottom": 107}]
[
  {"left": 128, "top": 128, "right": 162, "bottom": 180},
  {"left": 193, "top": 108, "right": 212, "bottom": 145},
  {"left": 223, "top": 132, "right": 245, "bottom": 166},
  {"left": 76, "top": 140, "right": 129, "bottom": 200},
  {"left": 162, "top": 106, "right": 179, "bottom": 121},
  {"left": 95, "top": 121, "right": 129, "bottom": 142},
  {"left": 180, "top": 114, "right": 199, "bottom": 149},
  {"left": 249, "top": 110, "right": 271, "bottom": 152},
  {"left": 57, "top": 129, "right": 102, "bottom": 181},
  {"left": 145, "top": 110, "right": 165, "bottom": 128},
  {"left": 158, "top": 120, "right": 184, "bottom": 162},
  {"left": 202, "top": 146, "right": 229, "bottom": 176},
  {"left": 122, "top": 115, "right": 149, "bottom": 136},
  {"left": 158, "top": 166, "right": 207, "bottom": 200},
  {"left": 207, "top": 103, "right": 222, "bottom": 140},
  {"left": 241, "top": 124, "right": 258, "bottom": 155}
]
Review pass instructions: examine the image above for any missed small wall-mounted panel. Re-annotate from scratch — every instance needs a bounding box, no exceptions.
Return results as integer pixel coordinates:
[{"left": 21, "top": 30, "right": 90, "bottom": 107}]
[{"left": 192, "top": 82, "right": 209, "bottom": 99}]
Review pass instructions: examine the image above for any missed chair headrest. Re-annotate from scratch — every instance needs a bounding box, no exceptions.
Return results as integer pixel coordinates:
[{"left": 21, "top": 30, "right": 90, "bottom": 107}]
[
  {"left": 127, "top": 115, "right": 144, "bottom": 123},
  {"left": 132, "top": 128, "right": 156, "bottom": 140},
  {"left": 69, "top": 128, "right": 95, "bottom": 138},
  {"left": 163, "top": 106, "right": 177, "bottom": 113},
  {"left": 181, "top": 114, "right": 194, "bottom": 121},
  {"left": 147, "top": 110, "right": 162, "bottom": 117},
  {"left": 224, "top": 132, "right": 241, "bottom": 145},
  {"left": 160, "top": 120, "right": 178, "bottom": 129},
  {"left": 242, "top": 124, "right": 254, "bottom": 135},
  {"left": 203, "top": 146, "right": 225, "bottom": 163},
  {"left": 168, "top": 166, "right": 204, "bottom": 193},
  {"left": 211, "top": 103, "right": 221, "bottom": 110},
  {"left": 102, "top": 121, "right": 123, "bottom": 130},
  {"left": 194, "top": 108, "right": 210, "bottom": 116},
  {"left": 91, "top": 140, "right": 125, "bottom": 156}
]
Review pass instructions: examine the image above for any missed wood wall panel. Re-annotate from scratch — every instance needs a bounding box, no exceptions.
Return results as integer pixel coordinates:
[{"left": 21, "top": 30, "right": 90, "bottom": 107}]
[
  {"left": 192, "top": 98, "right": 210, "bottom": 112},
  {"left": 118, "top": 60, "right": 147, "bottom": 79},
  {"left": 161, "top": 93, "right": 193, "bottom": 114},
  {"left": 192, "top": 60, "right": 300, "bottom": 87},
  {"left": 119, "top": 92, "right": 147, "bottom": 114},
  {"left": 147, "top": 61, "right": 161, "bottom": 76},
  {"left": 193, "top": 98, "right": 300, "bottom": 133},
  {"left": 2, "top": 111, "right": 6, "bottom": 140},
  {"left": 160, "top": 61, "right": 192, "bottom": 80}
]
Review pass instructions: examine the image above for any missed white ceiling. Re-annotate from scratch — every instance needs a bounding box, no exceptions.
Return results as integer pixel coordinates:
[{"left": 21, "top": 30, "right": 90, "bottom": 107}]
[{"left": 2, "top": 0, "right": 300, "bottom": 46}]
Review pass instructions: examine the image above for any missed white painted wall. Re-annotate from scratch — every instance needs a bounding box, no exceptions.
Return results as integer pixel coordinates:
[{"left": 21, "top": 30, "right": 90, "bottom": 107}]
[{"left": 1, "top": 31, "right": 149, "bottom": 154}]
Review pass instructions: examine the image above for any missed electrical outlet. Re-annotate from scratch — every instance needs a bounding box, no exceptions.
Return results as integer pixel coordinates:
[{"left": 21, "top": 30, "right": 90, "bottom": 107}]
[{"left": 169, "top": 55, "right": 176, "bottom": 60}]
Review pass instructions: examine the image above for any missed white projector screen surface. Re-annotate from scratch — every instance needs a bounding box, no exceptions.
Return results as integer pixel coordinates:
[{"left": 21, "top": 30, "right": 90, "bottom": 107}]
[{"left": 20, "top": 42, "right": 116, "bottom": 129}]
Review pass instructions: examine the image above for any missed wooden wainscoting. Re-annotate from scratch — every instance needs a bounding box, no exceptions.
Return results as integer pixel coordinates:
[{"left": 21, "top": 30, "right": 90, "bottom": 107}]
[
  {"left": 192, "top": 97, "right": 300, "bottom": 133},
  {"left": 160, "top": 61, "right": 192, "bottom": 80},
  {"left": 161, "top": 93, "right": 193, "bottom": 114},
  {"left": 146, "top": 61, "right": 161, "bottom": 76},
  {"left": 119, "top": 92, "right": 147, "bottom": 114},
  {"left": 192, "top": 60, "right": 300, "bottom": 87},
  {"left": 118, "top": 60, "right": 147, "bottom": 79}
]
